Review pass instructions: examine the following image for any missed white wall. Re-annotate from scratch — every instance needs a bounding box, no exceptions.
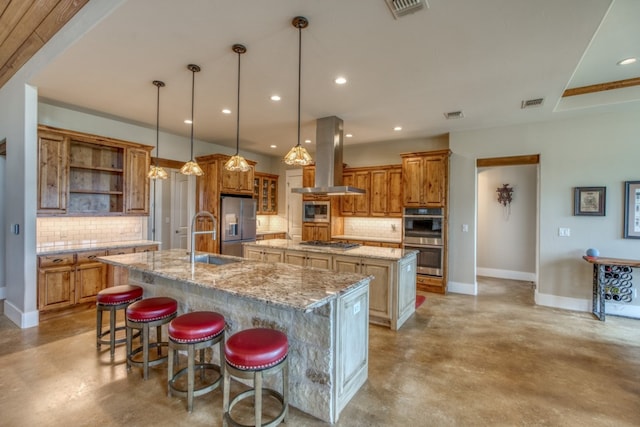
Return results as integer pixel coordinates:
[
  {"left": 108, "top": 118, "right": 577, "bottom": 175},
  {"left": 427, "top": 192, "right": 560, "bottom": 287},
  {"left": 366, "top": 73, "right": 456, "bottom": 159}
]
[
  {"left": 450, "top": 108, "right": 640, "bottom": 313},
  {"left": 477, "top": 165, "right": 537, "bottom": 281},
  {"left": 0, "top": 153, "right": 5, "bottom": 300},
  {"left": 343, "top": 135, "right": 448, "bottom": 167}
]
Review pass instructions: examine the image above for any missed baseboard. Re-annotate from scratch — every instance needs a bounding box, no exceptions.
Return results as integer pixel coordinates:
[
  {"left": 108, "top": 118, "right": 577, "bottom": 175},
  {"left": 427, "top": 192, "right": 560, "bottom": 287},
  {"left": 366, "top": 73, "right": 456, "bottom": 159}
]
[
  {"left": 0, "top": 286, "right": 5, "bottom": 300},
  {"left": 448, "top": 280, "right": 477, "bottom": 295},
  {"left": 477, "top": 267, "right": 536, "bottom": 282},
  {"left": 535, "top": 292, "right": 590, "bottom": 312},
  {"left": 3, "top": 300, "right": 39, "bottom": 329}
]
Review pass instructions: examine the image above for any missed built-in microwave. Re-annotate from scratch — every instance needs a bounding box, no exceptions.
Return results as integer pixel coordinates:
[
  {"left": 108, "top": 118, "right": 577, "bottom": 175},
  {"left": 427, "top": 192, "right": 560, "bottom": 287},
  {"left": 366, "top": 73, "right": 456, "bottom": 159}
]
[{"left": 303, "top": 201, "right": 330, "bottom": 223}]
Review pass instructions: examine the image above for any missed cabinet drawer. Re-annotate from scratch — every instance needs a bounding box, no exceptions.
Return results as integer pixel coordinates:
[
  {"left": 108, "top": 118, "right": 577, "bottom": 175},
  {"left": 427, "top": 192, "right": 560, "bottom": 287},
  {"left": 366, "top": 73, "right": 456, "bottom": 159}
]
[
  {"left": 76, "top": 250, "right": 107, "bottom": 264},
  {"left": 39, "top": 254, "right": 75, "bottom": 268},
  {"left": 134, "top": 244, "right": 158, "bottom": 253},
  {"left": 107, "top": 247, "right": 135, "bottom": 256}
]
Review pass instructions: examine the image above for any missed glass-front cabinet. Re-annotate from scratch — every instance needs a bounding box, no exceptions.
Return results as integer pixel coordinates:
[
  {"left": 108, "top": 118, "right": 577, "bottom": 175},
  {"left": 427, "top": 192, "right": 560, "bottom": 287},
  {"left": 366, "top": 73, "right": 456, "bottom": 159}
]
[{"left": 253, "top": 172, "right": 278, "bottom": 215}]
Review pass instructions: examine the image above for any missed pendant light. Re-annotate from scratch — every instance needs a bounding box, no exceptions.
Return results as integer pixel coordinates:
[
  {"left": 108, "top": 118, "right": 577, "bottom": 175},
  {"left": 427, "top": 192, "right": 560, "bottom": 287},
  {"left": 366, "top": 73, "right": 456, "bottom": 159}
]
[
  {"left": 180, "top": 64, "right": 204, "bottom": 176},
  {"left": 283, "top": 16, "right": 313, "bottom": 166},
  {"left": 224, "top": 44, "right": 251, "bottom": 172},
  {"left": 148, "top": 80, "right": 169, "bottom": 180}
]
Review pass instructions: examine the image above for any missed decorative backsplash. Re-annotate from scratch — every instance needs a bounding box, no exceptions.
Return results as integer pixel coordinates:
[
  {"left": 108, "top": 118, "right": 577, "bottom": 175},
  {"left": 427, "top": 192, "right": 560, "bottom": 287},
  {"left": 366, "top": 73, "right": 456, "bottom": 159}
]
[
  {"left": 256, "top": 215, "right": 287, "bottom": 233},
  {"left": 37, "top": 217, "right": 148, "bottom": 246},
  {"left": 343, "top": 217, "right": 402, "bottom": 240}
]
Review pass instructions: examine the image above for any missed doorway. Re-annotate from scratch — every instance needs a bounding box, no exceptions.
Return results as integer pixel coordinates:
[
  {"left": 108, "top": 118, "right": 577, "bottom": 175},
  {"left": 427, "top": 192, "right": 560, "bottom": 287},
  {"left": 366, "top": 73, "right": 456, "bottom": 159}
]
[
  {"left": 148, "top": 169, "right": 194, "bottom": 250},
  {"left": 286, "top": 169, "right": 302, "bottom": 241},
  {"left": 476, "top": 155, "right": 539, "bottom": 292}
]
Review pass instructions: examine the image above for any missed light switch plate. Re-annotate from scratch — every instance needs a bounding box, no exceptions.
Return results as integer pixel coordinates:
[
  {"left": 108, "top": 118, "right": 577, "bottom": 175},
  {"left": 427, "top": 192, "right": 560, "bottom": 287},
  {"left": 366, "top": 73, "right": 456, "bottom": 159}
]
[{"left": 558, "top": 227, "right": 570, "bottom": 237}]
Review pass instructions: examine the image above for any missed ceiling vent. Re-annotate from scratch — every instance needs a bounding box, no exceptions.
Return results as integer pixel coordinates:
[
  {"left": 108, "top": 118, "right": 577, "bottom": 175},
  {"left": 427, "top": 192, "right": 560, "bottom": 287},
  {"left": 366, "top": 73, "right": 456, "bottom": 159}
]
[
  {"left": 521, "top": 98, "right": 544, "bottom": 109},
  {"left": 444, "top": 110, "right": 464, "bottom": 120},
  {"left": 385, "top": 0, "right": 429, "bottom": 19}
]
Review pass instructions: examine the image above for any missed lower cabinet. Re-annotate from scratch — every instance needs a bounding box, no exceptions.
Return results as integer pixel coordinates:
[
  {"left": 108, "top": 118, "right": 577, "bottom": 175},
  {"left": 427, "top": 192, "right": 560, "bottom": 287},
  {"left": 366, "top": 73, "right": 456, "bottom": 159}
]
[
  {"left": 37, "top": 254, "right": 76, "bottom": 311},
  {"left": 243, "top": 247, "right": 284, "bottom": 262},
  {"left": 284, "top": 250, "right": 333, "bottom": 269},
  {"left": 75, "top": 250, "right": 107, "bottom": 304},
  {"left": 302, "top": 223, "right": 330, "bottom": 241}
]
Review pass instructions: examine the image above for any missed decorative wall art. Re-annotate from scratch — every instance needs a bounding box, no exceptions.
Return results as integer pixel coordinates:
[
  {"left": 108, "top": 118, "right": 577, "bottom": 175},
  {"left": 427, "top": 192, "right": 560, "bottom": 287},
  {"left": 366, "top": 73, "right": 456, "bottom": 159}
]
[
  {"left": 623, "top": 181, "right": 640, "bottom": 239},
  {"left": 496, "top": 183, "right": 514, "bottom": 220},
  {"left": 574, "top": 186, "right": 606, "bottom": 216}
]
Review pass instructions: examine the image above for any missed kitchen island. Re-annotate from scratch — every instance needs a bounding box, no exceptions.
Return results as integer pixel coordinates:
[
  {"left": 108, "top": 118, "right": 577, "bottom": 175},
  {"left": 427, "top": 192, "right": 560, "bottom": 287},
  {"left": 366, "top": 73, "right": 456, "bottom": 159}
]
[
  {"left": 98, "top": 248, "right": 370, "bottom": 423},
  {"left": 244, "top": 239, "right": 417, "bottom": 330}
]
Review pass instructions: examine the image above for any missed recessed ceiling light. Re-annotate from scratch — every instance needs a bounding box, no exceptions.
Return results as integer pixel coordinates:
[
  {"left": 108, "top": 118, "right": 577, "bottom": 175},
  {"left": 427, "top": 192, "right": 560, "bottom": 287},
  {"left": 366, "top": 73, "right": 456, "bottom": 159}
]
[
  {"left": 617, "top": 57, "right": 637, "bottom": 66},
  {"left": 304, "top": 139, "right": 312, "bottom": 144},
  {"left": 335, "top": 76, "right": 347, "bottom": 85},
  {"left": 345, "top": 133, "right": 353, "bottom": 138},
  {"left": 184, "top": 119, "right": 192, "bottom": 124},
  {"left": 394, "top": 126, "right": 402, "bottom": 131},
  {"left": 222, "top": 109, "right": 231, "bottom": 114},
  {"left": 270, "top": 145, "right": 277, "bottom": 148},
  {"left": 270, "top": 95, "right": 281, "bottom": 101}
]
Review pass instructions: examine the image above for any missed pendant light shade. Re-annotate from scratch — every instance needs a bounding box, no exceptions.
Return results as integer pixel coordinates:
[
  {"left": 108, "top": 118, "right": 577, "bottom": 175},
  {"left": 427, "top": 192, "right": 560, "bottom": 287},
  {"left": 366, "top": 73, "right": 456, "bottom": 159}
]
[
  {"left": 180, "top": 64, "right": 204, "bottom": 176},
  {"left": 148, "top": 80, "right": 168, "bottom": 180},
  {"left": 283, "top": 16, "right": 312, "bottom": 166},
  {"left": 224, "top": 44, "right": 251, "bottom": 172}
]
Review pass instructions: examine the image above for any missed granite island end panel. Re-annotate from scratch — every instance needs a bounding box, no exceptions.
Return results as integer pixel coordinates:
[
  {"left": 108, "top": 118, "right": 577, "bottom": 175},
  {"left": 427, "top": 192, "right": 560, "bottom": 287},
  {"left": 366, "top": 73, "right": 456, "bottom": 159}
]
[{"left": 97, "top": 249, "right": 370, "bottom": 423}]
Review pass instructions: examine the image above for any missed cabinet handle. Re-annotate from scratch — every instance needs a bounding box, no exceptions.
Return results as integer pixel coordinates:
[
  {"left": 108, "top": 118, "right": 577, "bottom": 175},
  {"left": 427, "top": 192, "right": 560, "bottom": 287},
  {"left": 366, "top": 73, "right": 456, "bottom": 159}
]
[
  {"left": 53, "top": 258, "right": 63, "bottom": 264},
  {"left": 88, "top": 255, "right": 97, "bottom": 260}
]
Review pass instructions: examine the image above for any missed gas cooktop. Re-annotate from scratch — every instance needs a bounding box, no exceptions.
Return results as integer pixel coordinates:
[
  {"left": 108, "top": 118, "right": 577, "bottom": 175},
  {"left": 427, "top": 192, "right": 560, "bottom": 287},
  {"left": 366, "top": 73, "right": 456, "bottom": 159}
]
[{"left": 299, "top": 240, "right": 360, "bottom": 250}]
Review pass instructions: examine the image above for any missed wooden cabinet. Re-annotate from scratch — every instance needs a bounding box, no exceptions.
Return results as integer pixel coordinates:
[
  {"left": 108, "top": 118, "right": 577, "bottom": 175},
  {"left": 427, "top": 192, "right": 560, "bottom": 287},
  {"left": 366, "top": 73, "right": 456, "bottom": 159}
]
[
  {"left": 301, "top": 165, "right": 329, "bottom": 201},
  {"left": 75, "top": 249, "right": 107, "bottom": 304},
  {"left": 401, "top": 150, "right": 450, "bottom": 207},
  {"left": 195, "top": 154, "right": 257, "bottom": 254},
  {"left": 284, "top": 250, "right": 333, "bottom": 270},
  {"left": 256, "top": 232, "right": 287, "bottom": 241},
  {"left": 302, "top": 223, "right": 330, "bottom": 241},
  {"left": 37, "top": 125, "right": 153, "bottom": 216},
  {"left": 125, "top": 147, "right": 150, "bottom": 214},
  {"left": 341, "top": 170, "right": 370, "bottom": 216},
  {"left": 370, "top": 167, "right": 402, "bottom": 217},
  {"left": 341, "top": 239, "right": 402, "bottom": 249},
  {"left": 254, "top": 172, "right": 278, "bottom": 215},
  {"left": 37, "top": 131, "right": 68, "bottom": 214},
  {"left": 37, "top": 254, "right": 75, "bottom": 311},
  {"left": 243, "top": 247, "right": 284, "bottom": 262}
]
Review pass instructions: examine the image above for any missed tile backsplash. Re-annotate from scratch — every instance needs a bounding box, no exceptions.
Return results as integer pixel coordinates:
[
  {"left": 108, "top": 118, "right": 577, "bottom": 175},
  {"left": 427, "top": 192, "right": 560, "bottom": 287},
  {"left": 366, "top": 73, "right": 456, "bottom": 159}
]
[
  {"left": 343, "top": 217, "right": 402, "bottom": 240},
  {"left": 256, "top": 215, "right": 287, "bottom": 233},
  {"left": 37, "top": 217, "right": 148, "bottom": 246}
]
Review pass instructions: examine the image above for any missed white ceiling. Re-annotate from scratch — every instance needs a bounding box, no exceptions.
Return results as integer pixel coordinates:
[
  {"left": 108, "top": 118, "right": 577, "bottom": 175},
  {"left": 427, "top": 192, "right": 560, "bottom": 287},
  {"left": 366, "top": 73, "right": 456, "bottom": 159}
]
[{"left": 31, "top": 0, "right": 640, "bottom": 158}]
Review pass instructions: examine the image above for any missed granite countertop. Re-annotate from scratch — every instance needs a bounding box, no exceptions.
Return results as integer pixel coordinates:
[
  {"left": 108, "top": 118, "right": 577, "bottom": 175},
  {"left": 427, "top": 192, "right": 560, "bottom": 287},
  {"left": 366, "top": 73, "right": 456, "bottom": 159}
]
[
  {"left": 37, "top": 240, "right": 160, "bottom": 255},
  {"left": 97, "top": 248, "right": 371, "bottom": 312},
  {"left": 331, "top": 234, "right": 402, "bottom": 244},
  {"left": 245, "top": 239, "right": 416, "bottom": 261}
]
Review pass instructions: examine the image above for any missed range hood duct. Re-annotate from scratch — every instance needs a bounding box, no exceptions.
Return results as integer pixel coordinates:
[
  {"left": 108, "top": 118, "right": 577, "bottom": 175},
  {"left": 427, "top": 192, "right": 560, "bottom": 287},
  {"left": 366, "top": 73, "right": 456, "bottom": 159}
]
[{"left": 292, "top": 116, "right": 365, "bottom": 195}]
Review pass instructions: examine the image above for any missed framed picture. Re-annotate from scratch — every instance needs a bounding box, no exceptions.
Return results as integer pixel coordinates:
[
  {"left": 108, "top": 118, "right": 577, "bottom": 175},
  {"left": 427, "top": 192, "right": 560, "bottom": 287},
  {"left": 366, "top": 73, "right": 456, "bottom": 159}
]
[
  {"left": 624, "top": 181, "right": 640, "bottom": 239},
  {"left": 574, "top": 186, "right": 606, "bottom": 216}
]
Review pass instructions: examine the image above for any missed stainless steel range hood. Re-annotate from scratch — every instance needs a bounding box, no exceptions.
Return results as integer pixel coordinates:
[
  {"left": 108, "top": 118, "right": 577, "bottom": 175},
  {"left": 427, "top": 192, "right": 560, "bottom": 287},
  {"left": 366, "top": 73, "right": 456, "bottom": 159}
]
[{"left": 291, "top": 116, "right": 365, "bottom": 195}]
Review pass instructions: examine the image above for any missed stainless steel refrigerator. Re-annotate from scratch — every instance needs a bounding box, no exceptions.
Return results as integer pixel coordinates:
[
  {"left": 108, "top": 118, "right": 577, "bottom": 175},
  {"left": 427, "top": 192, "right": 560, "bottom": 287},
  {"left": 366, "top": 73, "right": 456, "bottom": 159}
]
[{"left": 220, "top": 196, "right": 257, "bottom": 257}]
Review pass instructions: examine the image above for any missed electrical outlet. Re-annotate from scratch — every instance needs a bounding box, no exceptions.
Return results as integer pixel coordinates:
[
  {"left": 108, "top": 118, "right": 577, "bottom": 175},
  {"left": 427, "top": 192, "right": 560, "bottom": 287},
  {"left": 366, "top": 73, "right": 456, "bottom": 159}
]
[
  {"left": 353, "top": 301, "right": 361, "bottom": 315},
  {"left": 462, "top": 224, "right": 469, "bottom": 232},
  {"left": 558, "top": 227, "right": 570, "bottom": 237}
]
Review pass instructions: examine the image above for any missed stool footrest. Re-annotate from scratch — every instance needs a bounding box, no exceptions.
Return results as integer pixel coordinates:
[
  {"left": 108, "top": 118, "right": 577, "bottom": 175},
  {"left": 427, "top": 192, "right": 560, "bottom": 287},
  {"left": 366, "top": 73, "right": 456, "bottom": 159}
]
[
  {"left": 169, "top": 364, "right": 222, "bottom": 398},
  {"left": 225, "top": 388, "right": 286, "bottom": 427},
  {"left": 128, "top": 342, "right": 169, "bottom": 369}
]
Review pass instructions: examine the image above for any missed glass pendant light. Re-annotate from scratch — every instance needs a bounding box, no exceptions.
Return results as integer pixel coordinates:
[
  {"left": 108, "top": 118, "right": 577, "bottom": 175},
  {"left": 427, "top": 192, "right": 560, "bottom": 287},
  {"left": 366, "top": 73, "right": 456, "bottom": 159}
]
[
  {"left": 224, "top": 44, "right": 251, "bottom": 172},
  {"left": 283, "top": 16, "right": 313, "bottom": 166},
  {"left": 148, "top": 80, "right": 169, "bottom": 180},
  {"left": 180, "top": 64, "right": 204, "bottom": 176}
]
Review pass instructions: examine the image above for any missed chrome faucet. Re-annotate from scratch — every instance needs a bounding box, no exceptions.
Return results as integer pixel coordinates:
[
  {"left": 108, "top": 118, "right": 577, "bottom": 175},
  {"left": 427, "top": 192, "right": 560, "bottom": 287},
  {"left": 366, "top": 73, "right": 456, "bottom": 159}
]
[{"left": 190, "top": 211, "right": 217, "bottom": 263}]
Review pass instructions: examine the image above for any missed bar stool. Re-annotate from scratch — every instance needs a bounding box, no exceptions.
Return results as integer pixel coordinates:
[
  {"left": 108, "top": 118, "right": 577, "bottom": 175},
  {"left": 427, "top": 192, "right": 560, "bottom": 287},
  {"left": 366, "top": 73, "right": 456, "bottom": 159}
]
[
  {"left": 223, "top": 328, "right": 288, "bottom": 427},
  {"left": 126, "top": 296, "right": 178, "bottom": 380},
  {"left": 167, "top": 311, "right": 225, "bottom": 412},
  {"left": 96, "top": 285, "right": 143, "bottom": 359}
]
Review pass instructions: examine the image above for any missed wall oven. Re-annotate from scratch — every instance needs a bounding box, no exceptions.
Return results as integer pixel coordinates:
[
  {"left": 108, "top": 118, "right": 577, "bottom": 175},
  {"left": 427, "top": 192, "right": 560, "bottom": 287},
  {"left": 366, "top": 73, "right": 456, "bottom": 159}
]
[
  {"left": 303, "top": 201, "right": 330, "bottom": 223},
  {"left": 403, "top": 207, "right": 444, "bottom": 276}
]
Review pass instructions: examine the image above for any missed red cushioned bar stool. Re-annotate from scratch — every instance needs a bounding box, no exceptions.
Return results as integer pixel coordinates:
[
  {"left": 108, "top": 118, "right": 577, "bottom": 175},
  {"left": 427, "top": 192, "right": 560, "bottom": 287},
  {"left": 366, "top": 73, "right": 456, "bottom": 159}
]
[
  {"left": 126, "top": 297, "right": 178, "bottom": 380},
  {"left": 96, "top": 285, "right": 143, "bottom": 359},
  {"left": 223, "top": 328, "right": 288, "bottom": 427},
  {"left": 167, "top": 311, "right": 226, "bottom": 412}
]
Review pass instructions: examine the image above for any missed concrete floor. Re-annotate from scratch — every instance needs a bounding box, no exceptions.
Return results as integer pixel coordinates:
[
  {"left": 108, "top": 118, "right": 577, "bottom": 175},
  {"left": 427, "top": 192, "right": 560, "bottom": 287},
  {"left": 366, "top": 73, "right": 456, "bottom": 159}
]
[{"left": 1, "top": 277, "right": 639, "bottom": 426}]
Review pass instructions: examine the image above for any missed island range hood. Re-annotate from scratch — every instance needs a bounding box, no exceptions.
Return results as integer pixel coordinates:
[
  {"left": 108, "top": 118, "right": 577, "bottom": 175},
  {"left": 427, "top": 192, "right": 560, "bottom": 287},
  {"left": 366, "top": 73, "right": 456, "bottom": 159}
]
[{"left": 291, "top": 116, "right": 366, "bottom": 195}]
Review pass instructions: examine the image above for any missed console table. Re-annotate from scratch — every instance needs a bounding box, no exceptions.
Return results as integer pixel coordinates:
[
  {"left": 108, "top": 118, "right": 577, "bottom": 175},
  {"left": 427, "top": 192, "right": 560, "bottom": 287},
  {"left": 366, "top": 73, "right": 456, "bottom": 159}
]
[{"left": 583, "top": 255, "right": 640, "bottom": 321}]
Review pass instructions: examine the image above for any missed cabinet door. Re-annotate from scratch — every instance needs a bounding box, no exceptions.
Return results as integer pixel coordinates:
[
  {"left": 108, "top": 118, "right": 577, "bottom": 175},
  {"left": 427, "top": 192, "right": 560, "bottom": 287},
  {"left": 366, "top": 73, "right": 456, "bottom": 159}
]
[
  {"left": 402, "top": 157, "right": 423, "bottom": 206},
  {"left": 38, "top": 266, "right": 75, "bottom": 310},
  {"left": 307, "top": 253, "right": 333, "bottom": 270},
  {"left": 333, "top": 255, "right": 361, "bottom": 274},
  {"left": 424, "top": 155, "right": 445, "bottom": 207},
  {"left": 340, "top": 172, "right": 355, "bottom": 215},
  {"left": 353, "top": 171, "right": 370, "bottom": 215},
  {"left": 284, "top": 250, "right": 307, "bottom": 266},
  {"left": 361, "top": 259, "right": 392, "bottom": 321},
  {"left": 302, "top": 223, "right": 314, "bottom": 241},
  {"left": 316, "top": 223, "right": 330, "bottom": 241},
  {"left": 221, "top": 164, "right": 254, "bottom": 194},
  {"left": 243, "top": 247, "right": 264, "bottom": 261},
  {"left": 369, "top": 170, "right": 387, "bottom": 216},
  {"left": 387, "top": 168, "right": 403, "bottom": 216},
  {"left": 263, "top": 248, "right": 284, "bottom": 263},
  {"left": 302, "top": 166, "right": 315, "bottom": 187},
  {"left": 37, "top": 133, "right": 68, "bottom": 214},
  {"left": 76, "top": 262, "right": 107, "bottom": 303},
  {"left": 125, "top": 147, "right": 150, "bottom": 214}
]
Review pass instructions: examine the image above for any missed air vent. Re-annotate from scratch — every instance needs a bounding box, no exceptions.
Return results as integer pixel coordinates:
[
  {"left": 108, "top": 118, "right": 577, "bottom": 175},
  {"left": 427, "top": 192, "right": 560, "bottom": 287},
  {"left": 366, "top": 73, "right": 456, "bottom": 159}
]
[
  {"left": 385, "top": 0, "right": 429, "bottom": 19},
  {"left": 521, "top": 98, "right": 544, "bottom": 109},
  {"left": 444, "top": 111, "right": 464, "bottom": 120}
]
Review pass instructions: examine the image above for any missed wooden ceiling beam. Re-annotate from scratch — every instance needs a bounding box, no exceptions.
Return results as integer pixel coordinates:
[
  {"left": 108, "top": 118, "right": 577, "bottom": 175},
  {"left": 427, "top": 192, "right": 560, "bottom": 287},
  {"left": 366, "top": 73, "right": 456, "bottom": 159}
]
[
  {"left": 562, "top": 77, "right": 640, "bottom": 97},
  {"left": 477, "top": 154, "right": 539, "bottom": 168}
]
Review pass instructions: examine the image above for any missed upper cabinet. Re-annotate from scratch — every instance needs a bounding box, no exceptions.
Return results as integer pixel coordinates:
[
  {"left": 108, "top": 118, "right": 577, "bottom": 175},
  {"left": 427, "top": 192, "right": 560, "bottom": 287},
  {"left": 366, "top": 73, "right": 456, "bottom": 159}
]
[
  {"left": 401, "top": 150, "right": 451, "bottom": 208},
  {"left": 254, "top": 172, "right": 278, "bottom": 215},
  {"left": 37, "top": 125, "right": 153, "bottom": 216},
  {"left": 301, "top": 165, "right": 329, "bottom": 201},
  {"left": 340, "top": 169, "right": 370, "bottom": 216},
  {"left": 370, "top": 166, "right": 402, "bottom": 217}
]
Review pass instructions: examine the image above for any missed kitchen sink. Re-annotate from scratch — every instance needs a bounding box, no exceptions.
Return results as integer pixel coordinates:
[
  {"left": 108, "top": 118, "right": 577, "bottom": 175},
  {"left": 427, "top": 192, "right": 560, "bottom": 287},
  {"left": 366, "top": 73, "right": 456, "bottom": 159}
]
[{"left": 193, "top": 254, "right": 240, "bottom": 266}]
